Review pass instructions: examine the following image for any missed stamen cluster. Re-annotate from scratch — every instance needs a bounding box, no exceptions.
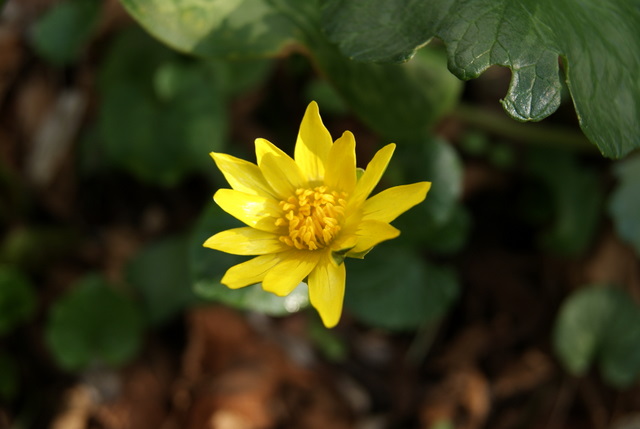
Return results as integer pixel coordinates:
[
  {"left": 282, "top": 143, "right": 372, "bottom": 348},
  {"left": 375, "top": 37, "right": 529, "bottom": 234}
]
[{"left": 276, "top": 186, "right": 348, "bottom": 250}]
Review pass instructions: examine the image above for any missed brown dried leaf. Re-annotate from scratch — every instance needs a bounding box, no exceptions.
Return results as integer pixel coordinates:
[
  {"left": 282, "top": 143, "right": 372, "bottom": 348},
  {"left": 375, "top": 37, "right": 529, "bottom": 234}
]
[
  {"left": 93, "top": 360, "right": 173, "bottom": 429},
  {"left": 0, "top": 26, "right": 23, "bottom": 107},
  {"left": 492, "top": 349, "right": 555, "bottom": 400},
  {"left": 50, "top": 385, "right": 95, "bottom": 429},
  {"left": 582, "top": 231, "right": 640, "bottom": 297},
  {"left": 179, "top": 307, "right": 352, "bottom": 429},
  {"left": 420, "top": 367, "right": 490, "bottom": 429}
]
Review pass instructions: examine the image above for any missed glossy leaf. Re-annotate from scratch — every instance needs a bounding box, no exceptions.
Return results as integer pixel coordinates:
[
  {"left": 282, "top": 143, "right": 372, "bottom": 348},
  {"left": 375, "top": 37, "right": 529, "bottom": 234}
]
[
  {"left": 553, "top": 286, "right": 640, "bottom": 388},
  {"left": 45, "top": 275, "right": 144, "bottom": 371},
  {"left": 0, "top": 266, "right": 36, "bottom": 336},
  {"left": 345, "top": 244, "right": 459, "bottom": 331},
  {"left": 127, "top": 235, "right": 198, "bottom": 325},
  {"left": 609, "top": 154, "right": 640, "bottom": 256},
  {"left": 322, "top": 0, "right": 640, "bottom": 158},
  {"left": 190, "top": 203, "right": 311, "bottom": 316}
]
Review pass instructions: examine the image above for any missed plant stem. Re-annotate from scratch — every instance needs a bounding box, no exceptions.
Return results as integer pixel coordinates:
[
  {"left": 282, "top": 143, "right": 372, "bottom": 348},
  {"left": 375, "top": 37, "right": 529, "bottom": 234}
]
[{"left": 452, "top": 103, "right": 596, "bottom": 152}]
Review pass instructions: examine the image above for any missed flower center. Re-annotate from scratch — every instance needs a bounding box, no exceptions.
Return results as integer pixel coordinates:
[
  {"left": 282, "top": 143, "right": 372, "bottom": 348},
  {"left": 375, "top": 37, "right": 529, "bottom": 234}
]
[{"left": 275, "top": 186, "right": 348, "bottom": 251}]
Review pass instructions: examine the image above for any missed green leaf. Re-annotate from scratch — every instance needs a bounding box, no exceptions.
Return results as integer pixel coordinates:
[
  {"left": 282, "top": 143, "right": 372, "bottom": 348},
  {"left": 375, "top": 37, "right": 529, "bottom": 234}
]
[
  {"left": 119, "top": 0, "right": 301, "bottom": 59},
  {"left": 97, "top": 28, "right": 226, "bottom": 186},
  {"left": 304, "top": 79, "right": 348, "bottom": 116},
  {"left": 120, "top": 0, "right": 461, "bottom": 139},
  {"left": 127, "top": 235, "right": 198, "bottom": 325},
  {"left": 525, "top": 148, "right": 603, "bottom": 255},
  {"left": 30, "top": 0, "right": 100, "bottom": 66},
  {"left": 553, "top": 286, "right": 640, "bottom": 388},
  {"left": 609, "top": 154, "right": 640, "bottom": 257},
  {"left": 214, "top": 58, "right": 275, "bottom": 98},
  {"left": 190, "top": 203, "right": 310, "bottom": 316},
  {"left": 322, "top": 0, "right": 640, "bottom": 158},
  {"left": 194, "top": 281, "right": 310, "bottom": 316},
  {"left": 345, "top": 244, "right": 459, "bottom": 331},
  {"left": 311, "top": 41, "right": 463, "bottom": 141},
  {"left": 400, "top": 204, "right": 471, "bottom": 255},
  {"left": 0, "top": 266, "right": 36, "bottom": 336},
  {"left": 395, "top": 138, "right": 464, "bottom": 225},
  {"left": 45, "top": 275, "right": 144, "bottom": 371}
]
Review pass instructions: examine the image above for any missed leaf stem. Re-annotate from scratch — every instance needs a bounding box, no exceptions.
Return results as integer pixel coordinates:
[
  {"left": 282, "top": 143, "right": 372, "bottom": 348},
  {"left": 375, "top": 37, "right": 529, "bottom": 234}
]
[{"left": 452, "top": 103, "right": 596, "bottom": 153}]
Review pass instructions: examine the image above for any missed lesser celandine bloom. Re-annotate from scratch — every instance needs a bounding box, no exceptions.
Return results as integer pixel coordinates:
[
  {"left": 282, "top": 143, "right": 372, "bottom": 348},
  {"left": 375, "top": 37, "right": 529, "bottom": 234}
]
[{"left": 204, "top": 102, "right": 431, "bottom": 327}]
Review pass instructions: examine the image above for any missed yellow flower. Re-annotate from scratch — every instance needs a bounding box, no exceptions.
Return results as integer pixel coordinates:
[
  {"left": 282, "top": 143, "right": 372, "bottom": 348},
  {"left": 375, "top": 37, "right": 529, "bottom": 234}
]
[{"left": 204, "top": 102, "right": 431, "bottom": 328}]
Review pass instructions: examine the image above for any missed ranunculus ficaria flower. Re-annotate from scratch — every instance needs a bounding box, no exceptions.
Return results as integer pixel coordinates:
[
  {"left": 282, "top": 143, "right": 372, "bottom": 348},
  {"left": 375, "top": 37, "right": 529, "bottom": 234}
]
[{"left": 204, "top": 102, "right": 431, "bottom": 327}]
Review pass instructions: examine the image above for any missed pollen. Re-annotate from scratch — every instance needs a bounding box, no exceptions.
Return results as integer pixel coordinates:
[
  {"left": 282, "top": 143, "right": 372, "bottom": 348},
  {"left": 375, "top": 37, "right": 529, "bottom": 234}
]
[{"left": 276, "top": 186, "right": 348, "bottom": 251}]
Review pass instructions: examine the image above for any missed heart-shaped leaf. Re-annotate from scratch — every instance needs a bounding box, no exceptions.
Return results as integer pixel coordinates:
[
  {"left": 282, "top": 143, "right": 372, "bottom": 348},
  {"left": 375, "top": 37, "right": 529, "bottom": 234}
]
[
  {"left": 345, "top": 244, "right": 459, "bottom": 330},
  {"left": 127, "top": 235, "right": 198, "bottom": 325},
  {"left": 45, "top": 275, "right": 144, "bottom": 371},
  {"left": 553, "top": 285, "right": 640, "bottom": 388},
  {"left": 322, "top": 0, "right": 640, "bottom": 158}
]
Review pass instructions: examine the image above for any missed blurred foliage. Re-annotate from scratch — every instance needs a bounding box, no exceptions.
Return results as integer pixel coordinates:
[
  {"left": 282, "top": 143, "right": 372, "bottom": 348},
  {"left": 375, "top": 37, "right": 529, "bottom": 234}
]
[
  {"left": 96, "top": 28, "right": 226, "bottom": 186},
  {"left": 88, "top": 25, "right": 274, "bottom": 186},
  {"left": 45, "top": 275, "right": 144, "bottom": 371},
  {"left": 609, "top": 154, "right": 640, "bottom": 256},
  {"left": 30, "top": 0, "right": 100, "bottom": 66},
  {"left": 0, "top": 227, "right": 77, "bottom": 271},
  {"left": 553, "top": 286, "right": 640, "bottom": 388},
  {"left": 127, "top": 235, "right": 199, "bottom": 325},
  {"left": 346, "top": 245, "right": 459, "bottom": 331},
  {"left": 0, "top": 266, "right": 36, "bottom": 336},
  {"left": 307, "top": 316, "right": 348, "bottom": 361},
  {"left": 0, "top": 352, "right": 18, "bottom": 400},
  {"left": 524, "top": 148, "right": 603, "bottom": 255},
  {"left": 393, "top": 138, "right": 470, "bottom": 255}
]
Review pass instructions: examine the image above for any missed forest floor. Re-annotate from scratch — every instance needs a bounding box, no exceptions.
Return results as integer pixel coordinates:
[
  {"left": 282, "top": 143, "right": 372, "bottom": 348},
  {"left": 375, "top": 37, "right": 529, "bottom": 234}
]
[{"left": 2, "top": 1, "right": 640, "bottom": 429}]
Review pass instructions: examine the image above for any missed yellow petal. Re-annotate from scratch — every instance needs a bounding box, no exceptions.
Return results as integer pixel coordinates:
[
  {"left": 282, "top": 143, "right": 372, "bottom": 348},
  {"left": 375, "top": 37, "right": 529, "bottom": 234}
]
[
  {"left": 308, "top": 254, "right": 346, "bottom": 328},
  {"left": 203, "top": 227, "right": 288, "bottom": 255},
  {"left": 214, "top": 189, "right": 281, "bottom": 233},
  {"left": 349, "top": 144, "right": 396, "bottom": 208},
  {"left": 255, "top": 137, "right": 289, "bottom": 165},
  {"left": 210, "top": 152, "right": 274, "bottom": 198},
  {"left": 294, "top": 101, "right": 332, "bottom": 182},
  {"left": 350, "top": 220, "right": 400, "bottom": 254},
  {"left": 362, "top": 182, "right": 431, "bottom": 223},
  {"left": 255, "top": 139, "right": 307, "bottom": 199},
  {"left": 325, "top": 131, "right": 357, "bottom": 193},
  {"left": 330, "top": 232, "right": 359, "bottom": 253},
  {"left": 221, "top": 254, "right": 281, "bottom": 289},
  {"left": 262, "top": 250, "right": 321, "bottom": 297}
]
